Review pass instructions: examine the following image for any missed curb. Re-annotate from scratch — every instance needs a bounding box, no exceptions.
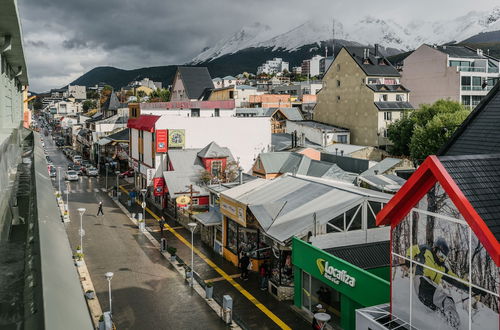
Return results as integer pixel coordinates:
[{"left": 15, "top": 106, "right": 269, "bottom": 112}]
[
  {"left": 112, "top": 196, "right": 240, "bottom": 329},
  {"left": 76, "top": 259, "right": 104, "bottom": 328}
]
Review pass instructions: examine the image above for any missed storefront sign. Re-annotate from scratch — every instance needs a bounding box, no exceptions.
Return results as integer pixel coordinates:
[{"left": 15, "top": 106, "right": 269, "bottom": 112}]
[
  {"left": 153, "top": 177, "right": 165, "bottom": 196},
  {"left": 220, "top": 196, "right": 246, "bottom": 226},
  {"left": 316, "top": 258, "right": 356, "bottom": 287},
  {"left": 176, "top": 195, "right": 190, "bottom": 207},
  {"left": 155, "top": 129, "right": 168, "bottom": 152},
  {"left": 168, "top": 129, "right": 185, "bottom": 148}
]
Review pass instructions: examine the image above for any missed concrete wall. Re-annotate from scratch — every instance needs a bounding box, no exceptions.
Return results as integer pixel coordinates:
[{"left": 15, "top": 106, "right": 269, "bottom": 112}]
[
  {"left": 154, "top": 116, "right": 271, "bottom": 171},
  {"left": 285, "top": 120, "right": 350, "bottom": 146},
  {"left": 401, "top": 44, "right": 460, "bottom": 107},
  {"left": 314, "top": 48, "right": 379, "bottom": 146}
]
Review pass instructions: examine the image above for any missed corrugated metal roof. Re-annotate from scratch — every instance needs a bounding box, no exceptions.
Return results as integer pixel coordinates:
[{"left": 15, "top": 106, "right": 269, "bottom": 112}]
[
  {"left": 194, "top": 207, "right": 222, "bottom": 226},
  {"left": 361, "top": 158, "right": 402, "bottom": 176},
  {"left": 324, "top": 241, "right": 390, "bottom": 270},
  {"left": 259, "top": 152, "right": 292, "bottom": 173},
  {"left": 279, "top": 108, "right": 303, "bottom": 121}
]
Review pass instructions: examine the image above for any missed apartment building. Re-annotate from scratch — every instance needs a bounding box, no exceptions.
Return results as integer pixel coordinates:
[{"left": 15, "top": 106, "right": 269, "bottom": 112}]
[
  {"left": 256, "top": 58, "right": 289, "bottom": 75},
  {"left": 314, "top": 46, "right": 413, "bottom": 148},
  {"left": 301, "top": 55, "right": 324, "bottom": 77},
  {"left": 401, "top": 44, "right": 500, "bottom": 108}
]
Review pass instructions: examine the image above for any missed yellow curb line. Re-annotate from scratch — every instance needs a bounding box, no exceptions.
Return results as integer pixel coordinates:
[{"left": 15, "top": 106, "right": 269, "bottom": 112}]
[{"left": 119, "top": 186, "right": 291, "bottom": 330}]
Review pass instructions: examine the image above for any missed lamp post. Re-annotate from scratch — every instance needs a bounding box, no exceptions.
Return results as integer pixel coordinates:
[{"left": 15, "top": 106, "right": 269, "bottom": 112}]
[
  {"left": 188, "top": 222, "right": 197, "bottom": 287},
  {"left": 66, "top": 181, "right": 70, "bottom": 211},
  {"left": 105, "top": 272, "right": 114, "bottom": 316},
  {"left": 105, "top": 163, "right": 109, "bottom": 192},
  {"left": 57, "top": 166, "right": 62, "bottom": 193},
  {"left": 77, "top": 208, "right": 86, "bottom": 254},
  {"left": 115, "top": 171, "right": 120, "bottom": 199},
  {"left": 140, "top": 188, "right": 147, "bottom": 221}
]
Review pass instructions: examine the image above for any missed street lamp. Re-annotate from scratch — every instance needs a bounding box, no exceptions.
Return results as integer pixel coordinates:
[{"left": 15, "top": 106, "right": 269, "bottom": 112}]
[
  {"left": 105, "top": 272, "right": 114, "bottom": 316},
  {"left": 77, "top": 208, "right": 86, "bottom": 254},
  {"left": 57, "top": 166, "right": 62, "bottom": 193},
  {"left": 66, "top": 181, "right": 70, "bottom": 211},
  {"left": 115, "top": 171, "right": 120, "bottom": 199},
  {"left": 105, "top": 163, "right": 109, "bottom": 192},
  {"left": 140, "top": 188, "right": 147, "bottom": 221},
  {"left": 188, "top": 222, "right": 197, "bottom": 287}
]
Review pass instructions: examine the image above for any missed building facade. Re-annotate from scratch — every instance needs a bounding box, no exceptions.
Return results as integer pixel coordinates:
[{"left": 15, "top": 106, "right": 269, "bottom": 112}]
[
  {"left": 401, "top": 44, "right": 500, "bottom": 108},
  {"left": 257, "top": 58, "right": 289, "bottom": 75},
  {"left": 314, "top": 47, "right": 413, "bottom": 147}
]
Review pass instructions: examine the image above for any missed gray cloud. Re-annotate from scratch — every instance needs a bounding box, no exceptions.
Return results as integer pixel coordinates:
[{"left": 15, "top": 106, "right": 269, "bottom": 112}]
[{"left": 17, "top": 0, "right": 500, "bottom": 92}]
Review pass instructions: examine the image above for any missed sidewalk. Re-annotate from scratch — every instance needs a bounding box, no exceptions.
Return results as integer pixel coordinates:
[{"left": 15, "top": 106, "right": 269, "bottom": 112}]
[{"left": 118, "top": 188, "right": 309, "bottom": 330}]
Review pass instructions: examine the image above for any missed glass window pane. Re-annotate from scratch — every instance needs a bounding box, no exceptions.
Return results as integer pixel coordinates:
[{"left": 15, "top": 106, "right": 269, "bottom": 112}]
[{"left": 302, "top": 271, "right": 311, "bottom": 311}]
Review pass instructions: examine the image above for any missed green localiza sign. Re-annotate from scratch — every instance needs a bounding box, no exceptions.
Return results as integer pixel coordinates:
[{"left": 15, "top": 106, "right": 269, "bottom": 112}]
[{"left": 292, "top": 237, "right": 389, "bottom": 308}]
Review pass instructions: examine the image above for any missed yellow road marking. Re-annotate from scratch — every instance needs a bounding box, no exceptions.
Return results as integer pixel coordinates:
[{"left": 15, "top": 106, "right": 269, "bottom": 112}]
[
  {"left": 119, "top": 186, "right": 292, "bottom": 330},
  {"left": 206, "top": 274, "right": 241, "bottom": 283}
]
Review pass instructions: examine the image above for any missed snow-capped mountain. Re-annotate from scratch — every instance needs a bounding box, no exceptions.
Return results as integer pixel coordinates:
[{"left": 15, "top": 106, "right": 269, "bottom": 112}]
[{"left": 191, "top": 7, "right": 500, "bottom": 63}]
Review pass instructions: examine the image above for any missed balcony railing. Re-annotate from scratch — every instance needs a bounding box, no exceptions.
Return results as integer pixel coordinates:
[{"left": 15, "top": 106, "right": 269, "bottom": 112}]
[
  {"left": 456, "top": 66, "right": 499, "bottom": 73},
  {"left": 461, "top": 86, "right": 493, "bottom": 91}
]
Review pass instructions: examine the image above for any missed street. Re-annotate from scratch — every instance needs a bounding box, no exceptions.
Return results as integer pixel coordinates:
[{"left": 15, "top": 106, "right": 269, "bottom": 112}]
[{"left": 44, "top": 136, "right": 227, "bottom": 329}]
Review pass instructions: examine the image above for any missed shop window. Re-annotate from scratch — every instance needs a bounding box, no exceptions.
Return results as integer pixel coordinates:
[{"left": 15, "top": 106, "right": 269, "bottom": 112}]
[
  {"left": 238, "top": 227, "right": 259, "bottom": 257},
  {"left": 226, "top": 219, "right": 238, "bottom": 254},
  {"left": 302, "top": 271, "right": 312, "bottom": 311},
  {"left": 270, "top": 249, "right": 293, "bottom": 286}
]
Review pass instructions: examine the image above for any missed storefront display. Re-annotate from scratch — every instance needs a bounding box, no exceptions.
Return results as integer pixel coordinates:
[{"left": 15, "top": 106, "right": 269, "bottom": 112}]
[{"left": 293, "top": 238, "right": 389, "bottom": 330}]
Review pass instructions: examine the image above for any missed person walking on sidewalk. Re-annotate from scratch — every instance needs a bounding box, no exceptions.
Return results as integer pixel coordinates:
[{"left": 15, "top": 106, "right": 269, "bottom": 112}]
[
  {"left": 259, "top": 260, "right": 269, "bottom": 290},
  {"left": 159, "top": 216, "right": 166, "bottom": 237},
  {"left": 97, "top": 201, "right": 104, "bottom": 216},
  {"left": 239, "top": 253, "right": 250, "bottom": 280}
]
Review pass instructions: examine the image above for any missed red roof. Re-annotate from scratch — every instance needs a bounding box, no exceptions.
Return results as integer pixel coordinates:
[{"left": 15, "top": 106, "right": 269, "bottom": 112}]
[
  {"left": 127, "top": 115, "right": 160, "bottom": 132},
  {"left": 377, "top": 155, "right": 500, "bottom": 266}
]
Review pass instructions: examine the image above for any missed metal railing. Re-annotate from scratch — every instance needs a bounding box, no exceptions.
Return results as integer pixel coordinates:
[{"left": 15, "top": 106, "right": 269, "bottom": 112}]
[
  {"left": 456, "top": 66, "right": 499, "bottom": 73},
  {"left": 461, "top": 85, "right": 493, "bottom": 91}
]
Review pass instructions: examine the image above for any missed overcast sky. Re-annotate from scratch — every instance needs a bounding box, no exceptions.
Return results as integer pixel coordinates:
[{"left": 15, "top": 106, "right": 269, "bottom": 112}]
[{"left": 18, "top": 0, "right": 499, "bottom": 92}]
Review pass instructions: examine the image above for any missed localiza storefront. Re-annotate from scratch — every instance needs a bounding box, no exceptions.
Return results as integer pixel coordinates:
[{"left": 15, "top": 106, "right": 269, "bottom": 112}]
[{"left": 293, "top": 238, "right": 390, "bottom": 330}]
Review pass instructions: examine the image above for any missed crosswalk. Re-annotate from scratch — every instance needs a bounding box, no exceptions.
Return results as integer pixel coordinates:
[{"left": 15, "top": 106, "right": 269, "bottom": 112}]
[{"left": 62, "top": 187, "right": 108, "bottom": 194}]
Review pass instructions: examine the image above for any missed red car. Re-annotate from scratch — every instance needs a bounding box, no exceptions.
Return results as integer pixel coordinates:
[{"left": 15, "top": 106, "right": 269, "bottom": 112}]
[{"left": 119, "top": 169, "right": 134, "bottom": 177}]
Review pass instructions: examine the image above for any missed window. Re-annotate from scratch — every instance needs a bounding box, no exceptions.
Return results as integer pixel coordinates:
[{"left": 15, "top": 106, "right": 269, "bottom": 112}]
[
  {"left": 191, "top": 108, "right": 200, "bottom": 117},
  {"left": 229, "top": 91, "right": 234, "bottom": 99},
  {"left": 461, "top": 95, "right": 471, "bottom": 106},
  {"left": 472, "top": 76, "right": 482, "bottom": 86},
  {"left": 383, "top": 128, "right": 388, "bottom": 138},
  {"left": 336, "top": 80, "right": 341, "bottom": 87},
  {"left": 336, "top": 95, "right": 341, "bottom": 102},
  {"left": 461, "top": 76, "right": 471, "bottom": 86},
  {"left": 384, "top": 111, "right": 392, "bottom": 121},
  {"left": 367, "top": 78, "right": 378, "bottom": 84},
  {"left": 379, "top": 94, "right": 388, "bottom": 101},
  {"left": 211, "top": 160, "right": 222, "bottom": 176},
  {"left": 337, "top": 135, "right": 347, "bottom": 143},
  {"left": 226, "top": 219, "right": 238, "bottom": 253},
  {"left": 396, "top": 94, "right": 405, "bottom": 101},
  {"left": 326, "top": 205, "right": 363, "bottom": 232},
  {"left": 214, "top": 108, "right": 220, "bottom": 117}
]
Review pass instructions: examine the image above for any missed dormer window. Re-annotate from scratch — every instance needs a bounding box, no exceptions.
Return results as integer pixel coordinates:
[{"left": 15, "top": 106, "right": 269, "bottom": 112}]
[{"left": 211, "top": 160, "right": 222, "bottom": 176}]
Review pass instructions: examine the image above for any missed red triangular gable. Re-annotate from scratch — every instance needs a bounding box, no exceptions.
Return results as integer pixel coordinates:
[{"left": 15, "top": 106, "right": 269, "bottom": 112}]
[{"left": 376, "top": 155, "right": 500, "bottom": 266}]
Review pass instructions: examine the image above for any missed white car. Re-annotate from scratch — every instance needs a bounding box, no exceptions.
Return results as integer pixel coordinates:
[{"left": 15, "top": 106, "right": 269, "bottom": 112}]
[
  {"left": 86, "top": 167, "right": 99, "bottom": 176},
  {"left": 65, "top": 170, "right": 79, "bottom": 181},
  {"left": 72, "top": 155, "right": 82, "bottom": 164}
]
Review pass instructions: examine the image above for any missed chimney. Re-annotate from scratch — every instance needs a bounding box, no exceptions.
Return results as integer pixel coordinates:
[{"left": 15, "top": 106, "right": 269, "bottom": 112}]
[
  {"left": 300, "top": 133, "right": 305, "bottom": 147},
  {"left": 374, "top": 44, "right": 379, "bottom": 57},
  {"left": 374, "top": 169, "right": 379, "bottom": 175},
  {"left": 238, "top": 169, "right": 243, "bottom": 185},
  {"left": 477, "top": 48, "right": 483, "bottom": 56},
  {"left": 340, "top": 150, "right": 344, "bottom": 156},
  {"left": 335, "top": 147, "right": 338, "bottom": 155}
]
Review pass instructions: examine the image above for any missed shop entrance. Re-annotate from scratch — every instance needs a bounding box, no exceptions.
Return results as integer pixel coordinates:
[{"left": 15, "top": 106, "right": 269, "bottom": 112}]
[{"left": 301, "top": 271, "right": 341, "bottom": 326}]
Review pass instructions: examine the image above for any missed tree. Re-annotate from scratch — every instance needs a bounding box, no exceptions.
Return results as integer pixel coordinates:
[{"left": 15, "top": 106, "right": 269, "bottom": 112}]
[
  {"left": 148, "top": 88, "right": 171, "bottom": 102},
  {"left": 82, "top": 100, "right": 97, "bottom": 112},
  {"left": 86, "top": 90, "right": 99, "bottom": 99},
  {"left": 387, "top": 100, "right": 469, "bottom": 161}
]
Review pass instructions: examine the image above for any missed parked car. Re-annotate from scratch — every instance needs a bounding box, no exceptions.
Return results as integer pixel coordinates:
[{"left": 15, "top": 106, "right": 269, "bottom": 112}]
[
  {"left": 72, "top": 155, "right": 82, "bottom": 165},
  {"left": 67, "top": 162, "right": 75, "bottom": 170},
  {"left": 119, "top": 169, "right": 134, "bottom": 177},
  {"left": 49, "top": 166, "right": 57, "bottom": 178},
  {"left": 73, "top": 165, "right": 83, "bottom": 175},
  {"left": 86, "top": 167, "right": 99, "bottom": 177},
  {"left": 45, "top": 155, "right": 51, "bottom": 163},
  {"left": 65, "top": 170, "right": 79, "bottom": 181}
]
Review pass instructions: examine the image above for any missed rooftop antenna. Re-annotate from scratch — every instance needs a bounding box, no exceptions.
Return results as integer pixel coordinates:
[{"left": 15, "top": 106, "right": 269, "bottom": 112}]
[{"left": 332, "top": 18, "right": 335, "bottom": 58}]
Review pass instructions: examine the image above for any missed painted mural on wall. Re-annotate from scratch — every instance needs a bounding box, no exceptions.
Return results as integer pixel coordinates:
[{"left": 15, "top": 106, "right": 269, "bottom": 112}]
[{"left": 391, "top": 182, "right": 499, "bottom": 330}]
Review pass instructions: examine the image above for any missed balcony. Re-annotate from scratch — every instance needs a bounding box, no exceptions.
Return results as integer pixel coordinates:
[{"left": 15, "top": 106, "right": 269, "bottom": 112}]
[
  {"left": 457, "top": 66, "right": 499, "bottom": 73},
  {"left": 461, "top": 85, "right": 493, "bottom": 91}
]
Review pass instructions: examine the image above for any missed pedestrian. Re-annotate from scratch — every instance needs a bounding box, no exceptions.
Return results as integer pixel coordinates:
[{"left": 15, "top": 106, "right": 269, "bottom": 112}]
[
  {"left": 239, "top": 253, "right": 250, "bottom": 280},
  {"left": 259, "top": 260, "right": 269, "bottom": 290},
  {"left": 312, "top": 304, "right": 326, "bottom": 330},
  {"left": 159, "top": 216, "right": 166, "bottom": 237},
  {"left": 97, "top": 201, "right": 104, "bottom": 216}
]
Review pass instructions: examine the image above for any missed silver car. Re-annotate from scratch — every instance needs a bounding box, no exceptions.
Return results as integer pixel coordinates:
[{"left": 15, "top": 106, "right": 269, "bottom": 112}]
[
  {"left": 87, "top": 167, "right": 98, "bottom": 176},
  {"left": 65, "top": 170, "right": 79, "bottom": 181}
]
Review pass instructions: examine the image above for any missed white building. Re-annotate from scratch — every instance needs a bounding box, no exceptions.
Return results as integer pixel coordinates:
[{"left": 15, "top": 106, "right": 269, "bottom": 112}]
[
  {"left": 257, "top": 58, "right": 289, "bottom": 75},
  {"left": 46, "top": 100, "right": 82, "bottom": 116},
  {"left": 65, "top": 85, "right": 86, "bottom": 100},
  {"left": 285, "top": 120, "right": 350, "bottom": 146},
  {"left": 301, "top": 55, "right": 324, "bottom": 77},
  {"left": 139, "top": 100, "right": 236, "bottom": 117},
  {"left": 128, "top": 115, "right": 272, "bottom": 189}
]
